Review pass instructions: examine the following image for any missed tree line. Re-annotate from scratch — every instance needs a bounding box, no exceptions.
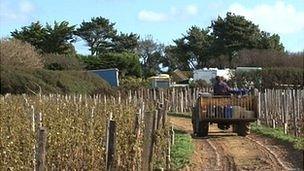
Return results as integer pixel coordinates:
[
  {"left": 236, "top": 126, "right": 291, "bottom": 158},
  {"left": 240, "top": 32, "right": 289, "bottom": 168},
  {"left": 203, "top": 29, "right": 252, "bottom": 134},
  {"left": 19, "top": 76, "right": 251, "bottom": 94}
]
[{"left": 8, "top": 12, "right": 304, "bottom": 78}]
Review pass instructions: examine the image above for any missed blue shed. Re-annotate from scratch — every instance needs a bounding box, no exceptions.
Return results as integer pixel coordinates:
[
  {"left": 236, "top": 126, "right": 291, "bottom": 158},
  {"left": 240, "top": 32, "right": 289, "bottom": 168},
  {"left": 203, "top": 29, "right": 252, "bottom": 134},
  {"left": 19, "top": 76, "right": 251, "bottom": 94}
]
[{"left": 90, "top": 68, "right": 119, "bottom": 87}]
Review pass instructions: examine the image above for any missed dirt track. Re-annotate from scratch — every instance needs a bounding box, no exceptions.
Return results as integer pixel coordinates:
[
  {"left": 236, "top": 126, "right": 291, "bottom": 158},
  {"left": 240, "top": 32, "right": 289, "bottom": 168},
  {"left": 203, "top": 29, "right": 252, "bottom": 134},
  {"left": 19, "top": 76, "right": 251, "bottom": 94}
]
[{"left": 169, "top": 116, "right": 304, "bottom": 171}]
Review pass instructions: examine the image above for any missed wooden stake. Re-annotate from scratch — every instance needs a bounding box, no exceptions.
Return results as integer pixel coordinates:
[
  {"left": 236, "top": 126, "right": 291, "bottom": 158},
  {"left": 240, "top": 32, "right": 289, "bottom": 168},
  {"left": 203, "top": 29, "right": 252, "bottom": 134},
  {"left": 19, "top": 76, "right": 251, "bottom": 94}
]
[
  {"left": 105, "top": 118, "right": 116, "bottom": 171},
  {"left": 36, "top": 127, "right": 47, "bottom": 171}
]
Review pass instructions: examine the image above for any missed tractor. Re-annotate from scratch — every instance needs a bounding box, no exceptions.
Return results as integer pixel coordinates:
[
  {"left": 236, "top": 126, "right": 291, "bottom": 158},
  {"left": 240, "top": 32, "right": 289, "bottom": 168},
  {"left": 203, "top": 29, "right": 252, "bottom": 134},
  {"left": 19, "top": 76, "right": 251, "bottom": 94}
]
[{"left": 192, "top": 92, "right": 259, "bottom": 137}]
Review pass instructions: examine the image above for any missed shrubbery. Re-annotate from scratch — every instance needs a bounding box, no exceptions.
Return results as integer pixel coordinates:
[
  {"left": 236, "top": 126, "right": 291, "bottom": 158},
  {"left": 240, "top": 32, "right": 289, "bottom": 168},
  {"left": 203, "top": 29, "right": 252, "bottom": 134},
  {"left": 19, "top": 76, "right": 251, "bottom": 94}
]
[
  {"left": 119, "top": 76, "right": 150, "bottom": 90},
  {"left": 0, "top": 38, "right": 112, "bottom": 95},
  {"left": 0, "top": 65, "right": 112, "bottom": 94},
  {"left": 0, "top": 38, "right": 43, "bottom": 69},
  {"left": 44, "top": 53, "right": 84, "bottom": 70},
  {"left": 234, "top": 49, "right": 304, "bottom": 69},
  {"left": 80, "top": 52, "right": 142, "bottom": 77}
]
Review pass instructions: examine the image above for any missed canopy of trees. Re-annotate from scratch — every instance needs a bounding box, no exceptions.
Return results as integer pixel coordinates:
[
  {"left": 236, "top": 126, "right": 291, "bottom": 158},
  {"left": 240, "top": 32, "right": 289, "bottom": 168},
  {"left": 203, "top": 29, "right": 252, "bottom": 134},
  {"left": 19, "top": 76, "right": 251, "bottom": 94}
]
[
  {"left": 8, "top": 13, "right": 303, "bottom": 79},
  {"left": 168, "top": 12, "right": 286, "bottom": 69}
]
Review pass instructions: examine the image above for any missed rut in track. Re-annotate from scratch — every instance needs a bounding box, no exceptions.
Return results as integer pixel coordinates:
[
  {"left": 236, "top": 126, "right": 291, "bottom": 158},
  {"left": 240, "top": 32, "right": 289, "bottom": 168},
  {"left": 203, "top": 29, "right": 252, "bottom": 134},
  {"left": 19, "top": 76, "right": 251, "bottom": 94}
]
[{"left": 169, "top": 116, "right": 303, "bottom": 171}]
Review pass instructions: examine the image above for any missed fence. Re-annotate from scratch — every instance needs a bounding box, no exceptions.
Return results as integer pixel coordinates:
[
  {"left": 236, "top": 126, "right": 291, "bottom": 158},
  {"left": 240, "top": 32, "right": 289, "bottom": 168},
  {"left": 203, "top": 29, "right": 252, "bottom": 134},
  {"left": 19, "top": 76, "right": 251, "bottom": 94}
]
[
  {"left": 258, "top": 89, "right": 304, "bottom": 137},
  {"left": 121, "top": 87, "right": 213, "bottom": 114},
  {"left": 121, "top": 87, "right": 304, "bottom": 137}
]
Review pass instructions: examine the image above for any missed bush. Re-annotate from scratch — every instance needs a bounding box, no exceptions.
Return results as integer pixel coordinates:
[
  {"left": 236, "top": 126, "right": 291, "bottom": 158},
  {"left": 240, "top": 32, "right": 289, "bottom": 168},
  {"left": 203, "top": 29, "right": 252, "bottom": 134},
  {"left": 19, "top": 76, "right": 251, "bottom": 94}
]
[
  {"left": 261, "top": 68, "right": 303, "bottom": 89},
  {"left": 230, "top": 70, "right": 262, "bottom": 89},
  {"left": 44, "top": 53, "right": 84, "bottom": 70},
  {"left": 0, "top": 65, "right": 112, "bottom": 94},
  {"left": 0, "top": 38, "right": 43, "bottom": 69},
  {"left": 119, "top": 76, "right": 150, "bottom": 90}
]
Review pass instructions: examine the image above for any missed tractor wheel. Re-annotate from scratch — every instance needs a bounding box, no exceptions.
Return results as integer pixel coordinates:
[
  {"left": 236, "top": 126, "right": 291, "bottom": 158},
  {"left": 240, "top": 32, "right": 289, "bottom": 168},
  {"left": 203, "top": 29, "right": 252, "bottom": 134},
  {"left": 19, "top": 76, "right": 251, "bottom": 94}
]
[
  {"left": 197, "top": 121, "right": 209, "bottom": 137},
  {"left": 237, "top": 122, "right": 250, "bottom": 136}
]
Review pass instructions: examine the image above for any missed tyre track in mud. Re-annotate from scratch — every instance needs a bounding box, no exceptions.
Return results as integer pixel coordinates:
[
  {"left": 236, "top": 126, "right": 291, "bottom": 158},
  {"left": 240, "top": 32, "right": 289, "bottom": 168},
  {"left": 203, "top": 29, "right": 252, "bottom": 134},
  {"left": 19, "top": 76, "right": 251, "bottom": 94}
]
[
  {"left": 207, "top": 138, "right": 237, "bottom": 171},
  {"left": 169, "top": 116, "right": 303, "bottom": 171},
  {"left": 210, "top": 135, "right": 285, "bottom": 171},
  {"left": 245, "top": 136, "right": 293, "bottom": 170}
]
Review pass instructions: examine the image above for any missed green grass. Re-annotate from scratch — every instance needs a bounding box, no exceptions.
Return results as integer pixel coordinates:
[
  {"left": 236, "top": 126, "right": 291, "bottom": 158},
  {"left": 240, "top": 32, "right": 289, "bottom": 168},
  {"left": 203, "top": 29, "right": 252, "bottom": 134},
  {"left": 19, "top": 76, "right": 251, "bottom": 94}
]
[
  {"left": 171, "top": 132, "right": 195, "bottom": 169},
  {"left": 251, "top": 123, "right": 304, "bottom": 150}
]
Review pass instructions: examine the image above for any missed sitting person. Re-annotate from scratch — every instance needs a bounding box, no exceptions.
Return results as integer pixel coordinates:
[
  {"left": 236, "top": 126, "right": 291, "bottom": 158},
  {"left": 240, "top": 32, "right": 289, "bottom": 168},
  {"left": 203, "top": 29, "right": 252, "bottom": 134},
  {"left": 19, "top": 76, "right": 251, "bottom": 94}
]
[{"left": 213, "top": 76, "right": 232, "bottom": 95}]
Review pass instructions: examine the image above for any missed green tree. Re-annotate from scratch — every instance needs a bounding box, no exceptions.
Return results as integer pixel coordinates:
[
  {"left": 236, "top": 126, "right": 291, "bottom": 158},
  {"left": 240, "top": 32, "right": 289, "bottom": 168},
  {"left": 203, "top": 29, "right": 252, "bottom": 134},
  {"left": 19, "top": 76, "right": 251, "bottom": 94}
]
[
  {"left": 211, "top": 12, "right": 261, "bottom": 66},
  {"left": 100, "top": 52, "right": 142, "bottom": 77},
  {"left": 164, "top": 26, "right": 213, "bottom": 70},
  {"left": 11, "top": 21, "right": 47, "bottom": 51},
  {"left": 43, "top": 21, "right": 76, "bottom": 54},
  {"left": 80, "top": 52, "right": 141, "bottom": 77},
  {"left": 137, "top": 35, "right": 164, "bottom": 77},
  {"left": 162, "top": 45, "right": 184, "bottom": 72},
  {"left": 79, "top": 55, "right": 102, "bottom": 70},
  {"left": 183, "top": 26, "right": 213, "bottom": 68},
  {"left": 112, "top": 32, "right": 139, "bottom": 53},
  {"left": 11, "top": 21, "right": 76, "bottom": 54},
  {"left": 75, "top": 17, "right": 117, "bottom": 55},
  {"left": 258, "top": 31, "right": 284, "bottom": 51},
  {"left": 163, "top": 42, "right": 191, "bottom": 71}
]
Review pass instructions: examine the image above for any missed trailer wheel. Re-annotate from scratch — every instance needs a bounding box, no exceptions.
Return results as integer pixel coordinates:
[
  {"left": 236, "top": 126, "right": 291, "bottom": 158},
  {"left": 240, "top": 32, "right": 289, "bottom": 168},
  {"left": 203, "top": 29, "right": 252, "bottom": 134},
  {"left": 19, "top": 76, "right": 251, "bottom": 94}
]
[
  {"left": 237, "top": 122, "right": 250, "bottom": 136},
  {"left": 232, "top": 124, "right": 238, "bottom": 133},
  {"left": 192, "top": 106, "right": 198, "bottom": 135},
  {"left": 197, "top": 121, "right": 209, "bottom": 137}
]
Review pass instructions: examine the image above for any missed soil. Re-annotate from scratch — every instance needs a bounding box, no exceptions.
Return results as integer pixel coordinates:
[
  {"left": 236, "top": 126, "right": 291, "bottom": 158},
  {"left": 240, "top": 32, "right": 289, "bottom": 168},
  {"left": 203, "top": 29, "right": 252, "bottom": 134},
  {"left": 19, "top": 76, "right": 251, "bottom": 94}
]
[{"left": 169, "top": 116, "right": 304, "bottom": 171}]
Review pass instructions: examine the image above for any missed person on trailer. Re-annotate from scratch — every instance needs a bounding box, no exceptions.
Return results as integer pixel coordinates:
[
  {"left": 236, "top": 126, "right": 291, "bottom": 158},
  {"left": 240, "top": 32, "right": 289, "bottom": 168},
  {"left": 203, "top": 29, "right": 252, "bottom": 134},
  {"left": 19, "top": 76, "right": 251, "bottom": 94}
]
[
  {"left": 212, "top": 76, "right": 232, "bottom": 130},
  {"left": 213, "top": 76, "right": 232, "bottom": 95}
]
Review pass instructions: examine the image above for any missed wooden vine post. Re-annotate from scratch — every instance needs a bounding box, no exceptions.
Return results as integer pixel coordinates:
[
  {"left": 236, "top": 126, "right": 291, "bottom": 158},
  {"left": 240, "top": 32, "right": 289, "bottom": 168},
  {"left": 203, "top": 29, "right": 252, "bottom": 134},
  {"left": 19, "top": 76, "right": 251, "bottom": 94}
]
[
  {"left": 105, "top": 113, "right": 116, "bottom": 171},
  {"left": 36, "top": 127, "right": 47, "bottom": 171}
]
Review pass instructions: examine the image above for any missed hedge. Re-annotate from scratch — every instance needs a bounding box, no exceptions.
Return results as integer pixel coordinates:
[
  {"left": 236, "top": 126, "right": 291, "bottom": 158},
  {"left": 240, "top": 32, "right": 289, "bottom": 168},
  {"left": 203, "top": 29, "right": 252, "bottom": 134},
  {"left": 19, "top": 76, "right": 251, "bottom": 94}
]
[{"left": 230, "top": 67, "right": 303, "bottom": 89}]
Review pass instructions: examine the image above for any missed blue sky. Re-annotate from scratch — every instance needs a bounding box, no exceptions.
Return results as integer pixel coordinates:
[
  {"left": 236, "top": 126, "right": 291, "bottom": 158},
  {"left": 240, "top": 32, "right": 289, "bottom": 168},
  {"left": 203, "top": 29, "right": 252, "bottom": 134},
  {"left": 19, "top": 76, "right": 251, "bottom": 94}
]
[{"left": 1, "top": 0, "right": 303, "bottom": 54}]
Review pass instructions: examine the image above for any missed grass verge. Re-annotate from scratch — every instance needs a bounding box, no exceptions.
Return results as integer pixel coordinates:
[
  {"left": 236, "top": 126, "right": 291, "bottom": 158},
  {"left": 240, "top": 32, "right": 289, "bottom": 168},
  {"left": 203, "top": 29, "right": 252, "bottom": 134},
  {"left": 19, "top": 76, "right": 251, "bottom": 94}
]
[
  {"left": 251, "top": 123, "right": 304, "bottom": 150},
  {"left": 171, "top": 131, "right": 195, "bottom": 169}
]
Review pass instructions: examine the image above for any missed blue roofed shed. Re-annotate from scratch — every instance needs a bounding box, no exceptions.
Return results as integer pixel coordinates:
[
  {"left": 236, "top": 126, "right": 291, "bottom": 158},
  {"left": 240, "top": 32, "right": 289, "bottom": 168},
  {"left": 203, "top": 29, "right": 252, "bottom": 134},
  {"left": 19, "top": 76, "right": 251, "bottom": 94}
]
[{"left": 90, "top": 68, "right": 119, "bottom": 87}]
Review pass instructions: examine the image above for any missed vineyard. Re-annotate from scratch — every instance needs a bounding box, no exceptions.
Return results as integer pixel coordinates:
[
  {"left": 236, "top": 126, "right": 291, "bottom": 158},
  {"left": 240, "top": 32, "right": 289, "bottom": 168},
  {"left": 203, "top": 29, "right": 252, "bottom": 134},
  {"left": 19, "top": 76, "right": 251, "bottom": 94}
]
[
  {"left": 1, "top": 87, "right": 303, "bottom": 170},
  {"left": 0, "top": 94, "right": 170, "bottom": 170}
]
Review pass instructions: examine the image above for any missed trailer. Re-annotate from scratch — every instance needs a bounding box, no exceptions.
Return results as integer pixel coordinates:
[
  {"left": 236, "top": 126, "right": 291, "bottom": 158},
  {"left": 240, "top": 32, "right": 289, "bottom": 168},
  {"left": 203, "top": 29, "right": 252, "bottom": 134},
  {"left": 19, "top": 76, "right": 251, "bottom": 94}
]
[{"left": 192, "top": 93, "right": 259, "bottom": 137}]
